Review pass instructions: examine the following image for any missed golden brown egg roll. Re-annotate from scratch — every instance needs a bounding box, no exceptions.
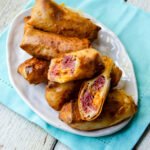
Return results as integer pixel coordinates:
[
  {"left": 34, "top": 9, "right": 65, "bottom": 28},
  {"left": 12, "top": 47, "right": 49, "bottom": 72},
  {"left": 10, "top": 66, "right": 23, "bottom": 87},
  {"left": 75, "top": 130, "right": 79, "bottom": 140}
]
[
  {"left": 45, "top": 81, "right": 82, "bottom": 111},
  {"left": 59, "top": 89, "right": 137, "bottom": 130},
  {"left": 101, "top": 56, "right": 122, "bottom": 87},
  {"left": 17, "top": 55, "right": 121, "bottom": 86},
  {"left": 111, "top": 63, "right": 122, "bottom": 87},
  {"left": 20, "top": 18, "right": 90, "bottom": 60},
  {"left": 48, "top": 48, "right": 103, "bottom": 83},
  {"left": 111, "top": 64, "right": 122, "bottom": 87},
  {"left": 78, "top": 56, "right": 113, "bottom": 121},
  {"left": 27, "top": 0, "right": 100, "bottom": 41},
  {"left": 17, "top": 57, "right": 49, "bottom": 84}
]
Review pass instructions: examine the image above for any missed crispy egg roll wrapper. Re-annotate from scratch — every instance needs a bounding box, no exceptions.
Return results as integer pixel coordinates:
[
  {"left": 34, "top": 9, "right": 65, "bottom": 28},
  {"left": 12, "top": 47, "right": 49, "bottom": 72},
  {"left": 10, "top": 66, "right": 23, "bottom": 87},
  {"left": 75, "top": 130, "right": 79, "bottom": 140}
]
[
  {"left": 59, "top": 89, "right": 137, "bottom": 131},
  {"left": 78, "top": 56, "right": 114, "bottom": 121},
  {"left": 45, "top": 81, "right": 82, "bottom": 111},
  {"left": 17, "top": 55, "right": 122, "bottom": 86},
  {"left": 28, "top": 0, "right": 100, "bottom": 41},
  {"left": 48, "top": 48, "right": 103, "bottom": 83},
  {"left": 111, "top": 63, "right": 122, "bottom": 87},
  {"left": 17, "top": 57, "right": 49, "bottom": 84},
  {"left": 20, "top": 17, "right": 90, "bottom": 60}
]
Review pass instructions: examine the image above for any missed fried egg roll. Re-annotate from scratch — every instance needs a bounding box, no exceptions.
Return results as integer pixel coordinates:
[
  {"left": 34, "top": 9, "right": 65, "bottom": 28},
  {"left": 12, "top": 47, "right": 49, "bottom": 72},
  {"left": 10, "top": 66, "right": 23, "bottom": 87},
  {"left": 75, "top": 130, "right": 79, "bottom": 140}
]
[
  {"left": 18, "top": 57, "right": 49, "bottom": 84},
  {"left": 45, "top": 81, "right": 82, "bottom": 110},
  {"left": 59, "top": 89, "right": 137, "bottom": 130},
  {"left": 78, "top": 56, "right": 113, "bottom": 121},
  {"left": 20, "top": 18, "right": 90, "bottom": 60},
  {"left": 27, "top": 0, "right": 100, "bottom": 41},
  {"left": 48, "top": 48, "right": 103, "bottom": 83}
]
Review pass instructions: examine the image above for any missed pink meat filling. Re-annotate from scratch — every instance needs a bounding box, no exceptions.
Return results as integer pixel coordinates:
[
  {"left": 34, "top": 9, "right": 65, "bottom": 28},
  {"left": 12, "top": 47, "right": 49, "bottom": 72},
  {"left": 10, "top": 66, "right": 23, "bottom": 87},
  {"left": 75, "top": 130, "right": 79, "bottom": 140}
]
[
  {"left": 51, "top": 65, "right": 59, "bottom": 77},
  {"left": 92, "top": 75, "right": 105, "bottom": 91},
  {"left": 62, "top": 55, "right": 75, "bottom": 73},
  {"left": 81, "top": 90, "right": 94, "bottom": 113}
]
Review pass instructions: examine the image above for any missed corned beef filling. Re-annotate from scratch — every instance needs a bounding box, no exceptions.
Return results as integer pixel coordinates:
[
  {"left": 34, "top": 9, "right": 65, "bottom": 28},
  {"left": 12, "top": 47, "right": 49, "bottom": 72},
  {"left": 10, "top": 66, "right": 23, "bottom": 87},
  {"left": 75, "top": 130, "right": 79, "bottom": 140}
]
[
  {"left": 81, "top": 75, "right": 105, "bottom": 113},
  {"left": 51, "top": 64, "right": 59, "bottom": 76},
  {"left": 62, "top": 55, "right": 75, "bottom": 73},
  {"left": 92, "top": 75, "right": 105, "bottom": 91},
  {"left": 81, "top": 90, "right": 94, "bottom": 113}
]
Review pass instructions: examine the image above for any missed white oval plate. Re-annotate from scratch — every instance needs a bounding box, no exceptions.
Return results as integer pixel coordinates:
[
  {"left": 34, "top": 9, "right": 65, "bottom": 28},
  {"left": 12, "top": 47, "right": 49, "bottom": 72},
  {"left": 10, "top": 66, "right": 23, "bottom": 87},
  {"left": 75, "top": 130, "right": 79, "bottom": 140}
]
[{"left": 7, "top": 8, "right": 138, "bottom": 137}]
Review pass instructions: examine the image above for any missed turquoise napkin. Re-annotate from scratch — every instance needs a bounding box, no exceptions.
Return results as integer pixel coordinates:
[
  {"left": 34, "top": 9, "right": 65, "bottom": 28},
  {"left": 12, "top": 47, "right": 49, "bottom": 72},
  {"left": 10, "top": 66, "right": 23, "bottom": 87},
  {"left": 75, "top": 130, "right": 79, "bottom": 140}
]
[{"left": 0, "top": 0, "right": 150, "bottom": 150}]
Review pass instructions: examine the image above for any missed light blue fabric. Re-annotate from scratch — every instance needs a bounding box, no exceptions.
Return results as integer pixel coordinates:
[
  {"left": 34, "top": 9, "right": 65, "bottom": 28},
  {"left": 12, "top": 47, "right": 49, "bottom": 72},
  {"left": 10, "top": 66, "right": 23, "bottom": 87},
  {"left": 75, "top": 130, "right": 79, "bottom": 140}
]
[{"left": 0, "top": 0, "right": 150, "bottom": 150}]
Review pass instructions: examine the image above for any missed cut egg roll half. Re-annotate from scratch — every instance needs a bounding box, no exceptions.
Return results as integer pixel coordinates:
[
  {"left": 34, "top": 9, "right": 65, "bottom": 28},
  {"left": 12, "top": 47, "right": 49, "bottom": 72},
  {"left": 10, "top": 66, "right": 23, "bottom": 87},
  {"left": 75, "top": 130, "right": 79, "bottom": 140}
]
[
  {"left": 48, "top": 48, "right": 103, "bottom": 83},
  {"left": 59, "top": 89, "right": 137, "bottom": 130},
  {"left": 78, "top": 56, "right": 114, "bottom": 121}
]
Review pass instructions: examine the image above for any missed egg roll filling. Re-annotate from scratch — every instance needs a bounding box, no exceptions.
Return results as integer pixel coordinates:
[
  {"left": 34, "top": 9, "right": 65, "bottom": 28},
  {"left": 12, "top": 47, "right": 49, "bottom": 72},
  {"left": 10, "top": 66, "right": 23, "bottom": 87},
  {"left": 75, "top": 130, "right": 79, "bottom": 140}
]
[
  {"left": 62, "top": 55, "right": 76, "bottom": 74},
  {"left": 80, "top": 75, "right": 105, "bottom": 113}
]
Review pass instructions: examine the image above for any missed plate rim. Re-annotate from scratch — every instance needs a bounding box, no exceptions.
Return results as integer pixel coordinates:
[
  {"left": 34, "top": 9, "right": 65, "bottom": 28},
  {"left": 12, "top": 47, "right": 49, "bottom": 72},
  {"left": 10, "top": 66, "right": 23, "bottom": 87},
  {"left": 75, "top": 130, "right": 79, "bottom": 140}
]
[{"left": 6, "top": 7, "right": 138, "bottom": 137}]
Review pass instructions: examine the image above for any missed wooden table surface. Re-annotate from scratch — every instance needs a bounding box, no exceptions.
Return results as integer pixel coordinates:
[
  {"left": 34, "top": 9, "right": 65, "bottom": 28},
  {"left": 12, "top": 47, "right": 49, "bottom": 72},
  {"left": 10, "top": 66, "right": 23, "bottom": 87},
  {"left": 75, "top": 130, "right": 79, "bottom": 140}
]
[{"left": 0, "top": 0, "right": 150, "bottom": 150}]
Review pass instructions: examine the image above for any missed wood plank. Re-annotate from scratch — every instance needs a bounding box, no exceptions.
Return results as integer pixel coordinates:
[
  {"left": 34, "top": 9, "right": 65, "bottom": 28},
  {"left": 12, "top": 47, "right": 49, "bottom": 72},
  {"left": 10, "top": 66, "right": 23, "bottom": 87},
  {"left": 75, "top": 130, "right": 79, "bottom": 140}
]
[
  {"left": 0, "top": 104, "right": 56, "bottom": 150},
  {"left": 128, "top": 0, "right": 150, "bottom": 12},
  {"left": 54, "top": 141, "right": 70, "bottom": 150},
  {"left": 134, "top": 125, "right": 150, "bottom": 150},
  {"left": 0, "top": 0, "right": 28, "bottom": 32}
]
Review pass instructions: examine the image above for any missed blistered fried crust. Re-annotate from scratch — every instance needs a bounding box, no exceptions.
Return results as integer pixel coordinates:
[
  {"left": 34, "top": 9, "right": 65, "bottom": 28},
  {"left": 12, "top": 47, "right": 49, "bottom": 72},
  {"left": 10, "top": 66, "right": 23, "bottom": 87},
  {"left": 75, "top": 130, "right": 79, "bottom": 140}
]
[
  {"left": 48, "top": 48, "right": 103, "bottom": 83},
  {"left": 102, "top": 56, "right": 122, "bottom": 87},
  {"left": 111, "top": 64, "right": 122, "bottom": 87},
  {"left": 17, "top": 57, "right": 49, "bottom": 84},
  {"left": 59, "top": 100, "right": 81, "bottom": 124},
  {"left": 27, "top": 0, "right": 100, "bottom": 41},
  {"left": 78, "top": 56, "right": 113, "bottom": 121},
  {"left": 45, "top": 81, "right": 82, "bottom": 110},
  {"left": 20, "top": 19, "right": 90, "bottom": 60},
  {"left": 59, "top": 89, "right": 137, "bottom": 130}
]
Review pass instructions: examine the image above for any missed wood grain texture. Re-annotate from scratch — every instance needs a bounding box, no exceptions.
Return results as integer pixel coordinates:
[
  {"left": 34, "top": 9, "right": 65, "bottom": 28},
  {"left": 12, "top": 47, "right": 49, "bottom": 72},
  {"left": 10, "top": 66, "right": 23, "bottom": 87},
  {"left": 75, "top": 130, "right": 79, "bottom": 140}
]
[
  {"left": 0, "top": 0, "right": 28, "bottom": 32},
  {"left": 0, "top": 0, "right": 150, "bottom": 150},
  {"left": 134, "top": 125, "right": 150, "bottom": 150},
  {"left": 129, "top": 0, "right": 150, "bottom": 12},
  {"left": 0, "top": 104, "right": 56, "bottom": 150},
  {"left": 54, "top": 142, "right": 70, "bottom": 150}
]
